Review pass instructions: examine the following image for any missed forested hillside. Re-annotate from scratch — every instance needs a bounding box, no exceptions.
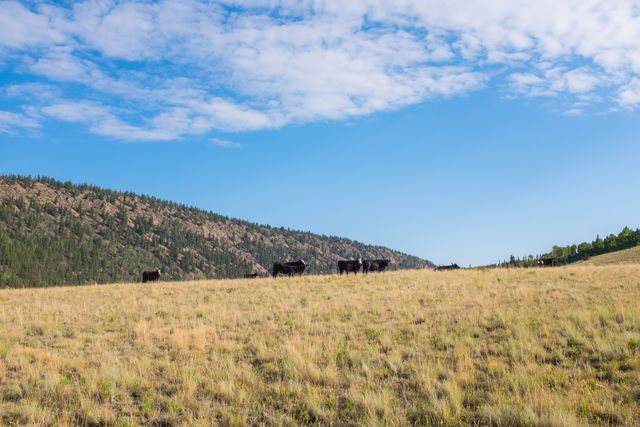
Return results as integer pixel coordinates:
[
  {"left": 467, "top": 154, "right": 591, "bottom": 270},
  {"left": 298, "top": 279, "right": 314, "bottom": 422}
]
[
  {"left": 0, "top": 175, "right": 431, "bottom": 287},
  {"left": 498, "top": 226, "right": 640, "bottom": 267}
]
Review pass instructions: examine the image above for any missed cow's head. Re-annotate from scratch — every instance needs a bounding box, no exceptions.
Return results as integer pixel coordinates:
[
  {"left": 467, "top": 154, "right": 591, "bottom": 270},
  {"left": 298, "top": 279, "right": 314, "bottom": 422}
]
[{"left": 272, "top": 263, "right": 282, "bottom": 277}]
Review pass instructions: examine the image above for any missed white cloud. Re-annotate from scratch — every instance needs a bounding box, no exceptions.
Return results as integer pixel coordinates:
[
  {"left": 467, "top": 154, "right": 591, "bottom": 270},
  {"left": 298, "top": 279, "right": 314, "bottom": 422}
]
[
  {"left": 186, "top": 98, "right": 279, "bottom": 131},
  {"left": 618, "top": 79, "right": 640, "bottom": 107},
  {"left": 564, "top": 69, "right": 602, "bottom": 93},
  {"left": 563, "top": 108, "right": 584, "bottom": 116},
  {"left": 1, "top": 0, "right": 640, "bottom": 141},
  {"left": 38, "top": 99, "right": 270, "bottom": 141},
  {"left": 551, "top": 68, "right": 603, "bottom": 94},
  {"left": 211, "top": 137, "right": 242, "bottom": 148},
  {"left": 509, "top": 66, "right": 605, "bottom": 100},
  {"left": 0, "top": 110, "right": 40, "bottom": 133},
  {"left": 41, "top": 101, "right": 109, "bottom": 122},
  {"left": 41, "top": 101, "right": 191, "bottom": 141},
  {"left": 0, "top": 2, "right": 65, "bottom": 49},
  {"left": 510, "top": 73, "right": 543, "bottom": 87},
  {"left": 4, "top": 82, "right": 61, "bottom": 100},
  {"left": 29, "top": 49, "right": 89, "bottom": 82}
]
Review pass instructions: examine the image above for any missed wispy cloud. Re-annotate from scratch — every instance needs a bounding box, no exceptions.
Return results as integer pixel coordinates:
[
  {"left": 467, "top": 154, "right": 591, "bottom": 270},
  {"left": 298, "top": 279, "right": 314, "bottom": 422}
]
[
  {"left": 4, "top": 83, "right": 61, "bottom": 100},
  {"left": 41, "top": 101, "right": 198, "bottom": 141},
  {"left": 211, "top": 138, "right": 242, "bottom": 148},
  {"left": 0, "top": 110, "right": 40, "bottom": 133},
  {"left": 1, "top": 1, "right": 640, "bottom": 141}
]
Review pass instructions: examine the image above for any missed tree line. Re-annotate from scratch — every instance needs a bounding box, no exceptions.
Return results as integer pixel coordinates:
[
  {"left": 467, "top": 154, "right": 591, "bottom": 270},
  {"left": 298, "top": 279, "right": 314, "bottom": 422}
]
[{"left": 494, "top": 226, "right": 640, "bottom": 268}]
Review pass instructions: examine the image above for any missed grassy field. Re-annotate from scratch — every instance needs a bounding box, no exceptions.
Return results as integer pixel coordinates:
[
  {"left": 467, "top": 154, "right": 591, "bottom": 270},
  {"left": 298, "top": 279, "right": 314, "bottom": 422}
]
[
  {"left": 578, "top": 246, "right": 640, "bottom": 266},
  {"left": 0, "top": 267, "right": 639, "bottom": 426}
]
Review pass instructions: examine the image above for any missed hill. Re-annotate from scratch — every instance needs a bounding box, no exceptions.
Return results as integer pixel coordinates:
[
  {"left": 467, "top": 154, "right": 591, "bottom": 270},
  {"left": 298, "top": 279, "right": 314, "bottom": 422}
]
[
  {"left": 578, "top": 245, "right": 640, "bottom": 266},
  {"left": 497, "top": 226, "right": 640, "bottom": 268},
  {"left": 0, "top": 175, "right": 432, "bottom": 287},
  {"left": 0, "top": 267, "right": 638, "bottom": 425}
]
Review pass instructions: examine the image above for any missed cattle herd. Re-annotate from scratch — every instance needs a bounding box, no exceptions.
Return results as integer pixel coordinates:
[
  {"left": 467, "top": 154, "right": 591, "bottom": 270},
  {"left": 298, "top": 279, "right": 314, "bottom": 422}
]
[
  {"left": 337, "top": 258, "right": 391, "bottom": 274},
  {"left": 141, "top": 259, "right": 468, "bottom": 282},
  {"left": 140, "top": 259, "right": 395, "bottom": 282},
  {"left": 270, "top": 258, "right": 391, "bottom": 278}
]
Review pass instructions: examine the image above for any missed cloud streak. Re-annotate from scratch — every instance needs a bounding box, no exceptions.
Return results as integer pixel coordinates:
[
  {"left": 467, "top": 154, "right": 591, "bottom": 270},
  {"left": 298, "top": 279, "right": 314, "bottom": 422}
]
[
  {"left": 211, "top": 138, "right": 242, "bottom": 148},
  {"left": 1, "top": 0, "right": 640, "bottom": 141},
  {"left": 0, "top": 110, "right": 40, "bottom": 133}
]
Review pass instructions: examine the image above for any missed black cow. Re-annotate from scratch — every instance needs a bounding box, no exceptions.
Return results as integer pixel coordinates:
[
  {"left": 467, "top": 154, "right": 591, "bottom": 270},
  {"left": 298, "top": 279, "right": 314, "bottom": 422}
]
[
  {"left": 338, "top": 259, "right": 363, "bottom": 275},
  {"left": 273, "top": 260, "right": 306, "bottom": 277},
  {"left": 363, "top": 259, "right": 390, "bottom": 274},
  {"left": 142, "top": 269, "right": 161, "bottom": 283},
  {"left": 435, "top": 264, "right": 460, "bottom": 271},
  {"left": 244, "top": 273, "right": 259, "bottom": 279},
  {"left": 537, "top": 257, "right": 557, "bottom": 267}
]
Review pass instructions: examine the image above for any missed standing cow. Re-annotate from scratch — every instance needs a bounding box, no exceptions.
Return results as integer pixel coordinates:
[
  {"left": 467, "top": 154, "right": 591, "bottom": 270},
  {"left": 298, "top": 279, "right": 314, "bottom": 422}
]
[
  {"left": 273, "top": 260, "right": 306, "bottom": 277},
  {"left": 142, "top": 269, "right": 161, "bottom": 283},
  {"left": 434, "top": 264, "right": 460, "bottom": 271},
  {"left": 537, "top": 257, "right": 557, "bottom": 267},
  {"left": 363, "top": 259, "right": 391, "bottom": 274},
  {"left": 338, "top": 259, "right": 363, "bottom": 274}
]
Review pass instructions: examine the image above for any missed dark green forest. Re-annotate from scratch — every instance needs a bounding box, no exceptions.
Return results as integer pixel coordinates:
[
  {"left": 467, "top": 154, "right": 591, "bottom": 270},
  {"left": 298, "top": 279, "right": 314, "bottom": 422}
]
[
  {"left": 0, "top": 175, "right": 431, "bottom": 288},
  {"left": 497, "top": 226, "right": 640, "bottom": 268}
]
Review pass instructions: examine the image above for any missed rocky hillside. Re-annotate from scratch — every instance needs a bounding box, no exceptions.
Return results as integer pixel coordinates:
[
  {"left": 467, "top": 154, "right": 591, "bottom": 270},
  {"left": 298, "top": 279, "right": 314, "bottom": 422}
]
[{"left": 0, "top": 175, "right": 432, "bottom": 287}]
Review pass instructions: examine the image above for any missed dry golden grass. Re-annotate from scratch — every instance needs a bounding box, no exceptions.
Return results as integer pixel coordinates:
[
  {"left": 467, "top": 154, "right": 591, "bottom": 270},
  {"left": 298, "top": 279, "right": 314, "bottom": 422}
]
[
  {"left": 0, "top": 266, "right": 639, "bottom": 426},
  {"left": 579, "top": 246, "right": 640, "bottom": 266}
]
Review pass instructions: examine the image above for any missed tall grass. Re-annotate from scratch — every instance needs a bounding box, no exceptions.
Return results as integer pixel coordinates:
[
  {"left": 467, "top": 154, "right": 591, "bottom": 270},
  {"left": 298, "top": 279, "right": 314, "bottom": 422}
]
[{"left": 0, "top": 266, "right": 639, "bottom": 425}]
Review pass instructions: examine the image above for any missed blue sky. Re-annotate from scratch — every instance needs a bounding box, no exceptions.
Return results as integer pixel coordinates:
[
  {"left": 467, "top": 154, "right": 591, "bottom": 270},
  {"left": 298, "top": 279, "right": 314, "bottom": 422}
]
[{"left": 1, "top": 1, "right": 640, "bottom": 265}]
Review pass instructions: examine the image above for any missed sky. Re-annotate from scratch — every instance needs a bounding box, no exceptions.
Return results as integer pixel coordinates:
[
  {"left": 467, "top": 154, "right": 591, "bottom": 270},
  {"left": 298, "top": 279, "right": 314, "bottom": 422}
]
[{"left": 1, "top": 0, "right": 640, "bottom": 266}]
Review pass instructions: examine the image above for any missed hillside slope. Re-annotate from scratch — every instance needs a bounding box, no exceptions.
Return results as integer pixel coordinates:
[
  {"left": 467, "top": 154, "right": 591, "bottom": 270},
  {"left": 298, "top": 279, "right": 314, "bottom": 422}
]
[
  {"left": 578, "top": 245, "right": 640, "bottom": 266},
  {"left": 495, "top": 227, "right": 640, "bottom": 268},
  {"left": 0, "top": 175, "right": 432, "bottom": 287}
]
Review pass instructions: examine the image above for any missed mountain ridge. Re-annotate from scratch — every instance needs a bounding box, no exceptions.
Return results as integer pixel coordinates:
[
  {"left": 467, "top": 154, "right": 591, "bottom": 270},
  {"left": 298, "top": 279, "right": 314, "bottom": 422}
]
[{"left": 0, "top": 175, "right": 432, "bottom": 287}]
